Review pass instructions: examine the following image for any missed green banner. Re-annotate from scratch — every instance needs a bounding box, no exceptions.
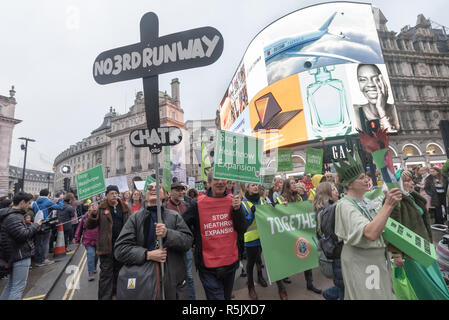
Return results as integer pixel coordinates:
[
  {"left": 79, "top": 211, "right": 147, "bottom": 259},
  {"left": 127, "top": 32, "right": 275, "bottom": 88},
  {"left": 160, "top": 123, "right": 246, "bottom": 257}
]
[
  {"left": 143, "top": 176, "right": 156, "bottom": 194},
  {"left": 305, "top": 147, "right": 324, "bottom": 175},
  {"left": 195, "top": 182, "right": 205, "bottom": 191},
  {"left": 277, "top": 148, "right": 293, "bottom": 172},
  {"left": 213, "top": 130, "right": 263, "bottom": 184},
  {"left": 75, "top": 165, "right": 106, "bottom": 201},
  {"left": 163, "top": 146, "right": 171, "bottom": 193},
  {"left": 201, "top": 141, "right": 211, "bottom": 181},
  {"left": 255, "top": 201, "right": 319, "bottom": 283}
]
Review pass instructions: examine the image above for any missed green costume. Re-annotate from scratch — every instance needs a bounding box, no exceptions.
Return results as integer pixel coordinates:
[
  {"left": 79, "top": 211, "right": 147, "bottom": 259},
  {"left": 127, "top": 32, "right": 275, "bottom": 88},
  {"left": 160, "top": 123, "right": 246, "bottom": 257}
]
[
  {"left": 333, "top": 146, "right": 396, "bottom": 299},
  {"left": 335, "top": 198, "right": 395, "bottom": 300},
  {"left": 390, "top": 191, "right": 449, "bottom": 300}
]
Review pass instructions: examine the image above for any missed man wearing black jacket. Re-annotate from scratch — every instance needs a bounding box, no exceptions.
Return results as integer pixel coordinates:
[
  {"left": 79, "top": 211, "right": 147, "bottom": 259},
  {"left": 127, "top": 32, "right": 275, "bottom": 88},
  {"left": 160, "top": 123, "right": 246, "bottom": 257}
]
[
  {"left": 183, "top": 170, "right": 247, "bottom": 300},
  {"left": 0, "top": 192, "right": 41, "bottom": 300}
]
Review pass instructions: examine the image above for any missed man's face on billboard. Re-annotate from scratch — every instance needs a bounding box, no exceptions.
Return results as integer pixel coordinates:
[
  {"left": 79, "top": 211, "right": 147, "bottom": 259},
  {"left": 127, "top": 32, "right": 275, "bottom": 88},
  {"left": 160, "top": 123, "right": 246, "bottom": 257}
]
[{"left": 357, "top": 65, "right": 381, "bottom": 105}]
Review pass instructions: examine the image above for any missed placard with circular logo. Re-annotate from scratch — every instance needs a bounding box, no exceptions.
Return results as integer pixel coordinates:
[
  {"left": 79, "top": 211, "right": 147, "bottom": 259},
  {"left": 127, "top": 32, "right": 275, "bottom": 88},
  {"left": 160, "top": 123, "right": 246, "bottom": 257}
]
[{"left": 294, "top": 236, "right": 311, "bottom": 259}]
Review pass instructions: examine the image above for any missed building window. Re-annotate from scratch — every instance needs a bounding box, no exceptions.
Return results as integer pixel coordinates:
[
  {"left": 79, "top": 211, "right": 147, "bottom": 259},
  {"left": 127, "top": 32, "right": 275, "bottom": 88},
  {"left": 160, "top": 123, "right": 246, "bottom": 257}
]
[
  {"left": 435, "top": 64, "right": 442, "bottom": 77},
  {"left": 426, "top": 144, "right": 443, "bottom": 155},
  {"left": 403, "top": 145, "right": 421, "bottom": 156},
  {"left": 430, "top": 64, "right": 436, "bottom": 77},
  {"left": 393, "top": 86, "right": 401, "bottom": 100},
  {"left": 416, "top": 86, "right": 424, "bottom": 100},
  {"left": 172, "top": 112, "right": 176, "bottom": 120},
  {"left": 134, "top": 148, "right": 141, "bottom": 167},
  {"left": 410, "top": 63, "right": 417, "bottom": 76},
  {"left": 119, "top": 148, "right": 125, "bottom": 170}
]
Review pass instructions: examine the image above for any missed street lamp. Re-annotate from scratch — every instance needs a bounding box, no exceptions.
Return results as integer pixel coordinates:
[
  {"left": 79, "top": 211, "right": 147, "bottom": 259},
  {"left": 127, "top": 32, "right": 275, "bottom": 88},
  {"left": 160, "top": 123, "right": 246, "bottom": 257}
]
[{"left": 19, "top": 137, "right": 35, "bottom": 192}]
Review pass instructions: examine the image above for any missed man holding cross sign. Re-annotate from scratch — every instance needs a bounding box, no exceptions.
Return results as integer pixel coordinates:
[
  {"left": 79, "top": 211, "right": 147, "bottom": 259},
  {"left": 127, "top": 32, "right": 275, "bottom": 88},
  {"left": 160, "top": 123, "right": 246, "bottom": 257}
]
[
  {"left": 114, "top": 182, "right": 193, "bottom": 300},
  {"left": 92, "top": 11, "right": 223, "bottom": 300}
]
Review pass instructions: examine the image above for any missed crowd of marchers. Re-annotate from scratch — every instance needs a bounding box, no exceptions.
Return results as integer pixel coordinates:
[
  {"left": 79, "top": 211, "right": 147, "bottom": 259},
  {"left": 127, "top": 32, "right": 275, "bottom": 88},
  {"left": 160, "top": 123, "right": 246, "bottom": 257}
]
[{"left": 1, "top": 161, "right": 449, "bottom": 300}]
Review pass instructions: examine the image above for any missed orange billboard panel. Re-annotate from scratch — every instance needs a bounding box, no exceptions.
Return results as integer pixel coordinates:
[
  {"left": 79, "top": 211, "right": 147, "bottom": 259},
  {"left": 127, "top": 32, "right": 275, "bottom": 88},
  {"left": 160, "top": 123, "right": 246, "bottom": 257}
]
[{"left": 248, "top": 74, "right": 308, "bottom": 151}]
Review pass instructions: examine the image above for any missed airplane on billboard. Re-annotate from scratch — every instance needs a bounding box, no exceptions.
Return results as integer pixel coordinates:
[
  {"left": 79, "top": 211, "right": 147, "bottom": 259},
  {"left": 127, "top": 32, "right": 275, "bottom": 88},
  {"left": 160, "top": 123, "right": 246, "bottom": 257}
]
[{"left": 264, "top": 12, "right": 361, "bottom": 69}]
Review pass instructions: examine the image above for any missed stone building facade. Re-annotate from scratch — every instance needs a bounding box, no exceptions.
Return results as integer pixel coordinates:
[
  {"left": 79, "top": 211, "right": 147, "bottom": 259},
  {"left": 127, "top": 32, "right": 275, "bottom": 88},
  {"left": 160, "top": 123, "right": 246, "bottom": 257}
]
[
  {"left": 53, "top": 79, "right": 185, "bottom": 192},
  {"left": 0, "top": 87, "right": 21, "bottom": 197},
  {"left": 9, "top": 165, "right": 54, "bottom": 197},
  {"left": 185, "top": 119, "right": 217, "bottom": 182},
  {"left": 375, "top": 9, "right": 449, "bottom": 169}
]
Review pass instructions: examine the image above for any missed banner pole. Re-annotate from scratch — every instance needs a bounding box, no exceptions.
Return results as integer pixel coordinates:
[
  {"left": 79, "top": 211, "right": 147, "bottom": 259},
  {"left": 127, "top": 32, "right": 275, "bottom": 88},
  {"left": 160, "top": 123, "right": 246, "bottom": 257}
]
[{"left": 153, "top": 152, "right": 165, "bottom": 300}]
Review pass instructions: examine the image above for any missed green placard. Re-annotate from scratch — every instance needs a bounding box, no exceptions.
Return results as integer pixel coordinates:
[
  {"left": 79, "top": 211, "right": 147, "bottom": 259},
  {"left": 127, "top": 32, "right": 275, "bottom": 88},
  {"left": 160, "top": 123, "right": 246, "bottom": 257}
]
[
  {"left": 75, "top": 165, "right": 106, "bottom": 201},
  {"left": 305, "top": 147, "right": 324, "bottom": 174},
  {"left": 213, "top": 130, "right": 263, "bottom": 184},
  {"left": 255, "top": 201, "right": 319, "bottom": 283},
  {"left": 195, "top": 182, "right": 205, "bottom": 191},
  {"left": 163, "top": 146, "right": 171, "bottom": 193},
  {"left": 201, "top": 141, "right": 211, "bottom": 182},
  {"left": 143, "top": 176, "right": 156, "bottom": 194},
  {"left": 277, "top": 148, "right": 293, "bottom": 172},
  {"left": 382, "top": 218, "right": 437, "bottom": 268}
]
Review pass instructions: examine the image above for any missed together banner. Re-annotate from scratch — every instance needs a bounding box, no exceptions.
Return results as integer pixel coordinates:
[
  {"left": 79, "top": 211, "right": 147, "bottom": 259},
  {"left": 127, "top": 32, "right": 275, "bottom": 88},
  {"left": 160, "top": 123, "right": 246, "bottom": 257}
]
[{"left": 255, "top": 201, "right": 319, "bottom": 283}]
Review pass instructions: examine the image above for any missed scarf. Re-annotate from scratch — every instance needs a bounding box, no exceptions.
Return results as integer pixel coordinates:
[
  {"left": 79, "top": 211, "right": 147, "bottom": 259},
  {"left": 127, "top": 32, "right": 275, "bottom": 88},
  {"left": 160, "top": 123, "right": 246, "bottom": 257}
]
[{"left": 245, "top": 192, "right": 260, "bottom": 204}]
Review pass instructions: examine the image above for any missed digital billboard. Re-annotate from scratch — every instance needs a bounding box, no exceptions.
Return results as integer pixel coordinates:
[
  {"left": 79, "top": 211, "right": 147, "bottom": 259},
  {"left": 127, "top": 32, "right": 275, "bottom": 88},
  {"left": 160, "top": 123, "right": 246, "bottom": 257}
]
[{"left": 218, "top": 1, "right": 399, "bottom": 151}]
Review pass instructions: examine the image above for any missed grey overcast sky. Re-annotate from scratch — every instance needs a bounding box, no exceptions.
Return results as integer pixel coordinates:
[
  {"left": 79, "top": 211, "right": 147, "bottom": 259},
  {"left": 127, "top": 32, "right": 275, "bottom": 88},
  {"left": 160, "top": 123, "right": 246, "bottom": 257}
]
[{"left": 1, "top": 0, "right": 448, "bottom": 172}]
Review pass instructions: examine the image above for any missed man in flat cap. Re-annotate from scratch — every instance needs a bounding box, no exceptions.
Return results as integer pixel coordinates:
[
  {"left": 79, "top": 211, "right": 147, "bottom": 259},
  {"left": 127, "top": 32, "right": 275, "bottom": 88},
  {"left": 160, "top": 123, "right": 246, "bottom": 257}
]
[{"left": 87, "top": 185, "right": 130, "bottom": 300}]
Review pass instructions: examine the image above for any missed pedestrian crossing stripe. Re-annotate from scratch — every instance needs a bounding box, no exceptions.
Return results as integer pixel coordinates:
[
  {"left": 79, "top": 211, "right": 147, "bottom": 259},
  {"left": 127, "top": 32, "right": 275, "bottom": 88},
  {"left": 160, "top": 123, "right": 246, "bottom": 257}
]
[{"left": 127, "top": 278, "right": 136, "bottom": 289}]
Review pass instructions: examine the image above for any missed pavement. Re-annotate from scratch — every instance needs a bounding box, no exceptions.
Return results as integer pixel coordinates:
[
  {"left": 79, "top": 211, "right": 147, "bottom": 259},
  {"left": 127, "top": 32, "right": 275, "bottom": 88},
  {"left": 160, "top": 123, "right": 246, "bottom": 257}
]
[{"left": 0, "top": 244, "right": 78, "bottom": 300}]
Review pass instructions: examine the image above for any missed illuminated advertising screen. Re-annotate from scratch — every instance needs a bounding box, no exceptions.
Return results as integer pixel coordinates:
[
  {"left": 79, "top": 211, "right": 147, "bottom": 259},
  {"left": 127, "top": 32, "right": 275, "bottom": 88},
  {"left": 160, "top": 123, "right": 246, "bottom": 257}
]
[{"left": 218, "top": 1, "right": 399, "bottom": 151}]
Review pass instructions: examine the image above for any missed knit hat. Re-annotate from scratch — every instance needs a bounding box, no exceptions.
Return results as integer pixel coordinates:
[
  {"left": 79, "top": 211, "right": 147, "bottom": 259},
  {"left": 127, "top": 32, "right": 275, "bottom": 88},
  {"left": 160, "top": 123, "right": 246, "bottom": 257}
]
[
  {"left": 332, "top": 146, "right": 364, "bottom": 187},
  {"left": 106, "top": 185, "right": 119, "bottom": 195}
]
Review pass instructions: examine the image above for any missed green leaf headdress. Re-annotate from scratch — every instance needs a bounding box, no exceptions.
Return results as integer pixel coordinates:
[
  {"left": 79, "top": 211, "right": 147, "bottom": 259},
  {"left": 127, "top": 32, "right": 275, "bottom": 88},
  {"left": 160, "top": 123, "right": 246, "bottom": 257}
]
[{"left": 332, "top": 145, "right": 364, "bottom": 187}]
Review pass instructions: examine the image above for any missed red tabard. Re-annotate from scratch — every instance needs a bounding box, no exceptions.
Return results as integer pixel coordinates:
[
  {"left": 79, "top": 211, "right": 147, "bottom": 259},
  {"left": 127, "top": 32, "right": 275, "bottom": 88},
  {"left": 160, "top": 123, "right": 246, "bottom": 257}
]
[{"left": 197, "top": 194, "right": 238, "bottom": 268}]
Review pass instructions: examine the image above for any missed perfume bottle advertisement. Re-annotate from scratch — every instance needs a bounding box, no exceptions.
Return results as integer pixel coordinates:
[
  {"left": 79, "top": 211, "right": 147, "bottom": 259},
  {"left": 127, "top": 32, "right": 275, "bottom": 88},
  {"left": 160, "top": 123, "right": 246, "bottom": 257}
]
[
  {"left": 248, "top": 74, "right": 307, "bottom": 151},
  {"left": 298, "top": 64, "right": 358, "bottom": 140}
]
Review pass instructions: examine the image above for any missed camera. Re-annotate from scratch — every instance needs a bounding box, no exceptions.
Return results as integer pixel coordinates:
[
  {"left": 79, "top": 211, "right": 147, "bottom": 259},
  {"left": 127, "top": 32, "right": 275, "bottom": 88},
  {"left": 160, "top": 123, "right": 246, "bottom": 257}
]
[{"left": 39, "top": 216, "right": 59, "bottom": 233}]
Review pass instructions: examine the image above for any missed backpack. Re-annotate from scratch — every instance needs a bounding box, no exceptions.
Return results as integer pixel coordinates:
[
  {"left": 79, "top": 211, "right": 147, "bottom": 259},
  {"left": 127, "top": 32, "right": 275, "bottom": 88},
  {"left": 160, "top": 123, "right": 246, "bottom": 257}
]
[
  {"left": 316, "top": 202, "right": 343, "bottom": 260},
  {"left": 33, "top": 202, "right": 44, "bottom": 223}
]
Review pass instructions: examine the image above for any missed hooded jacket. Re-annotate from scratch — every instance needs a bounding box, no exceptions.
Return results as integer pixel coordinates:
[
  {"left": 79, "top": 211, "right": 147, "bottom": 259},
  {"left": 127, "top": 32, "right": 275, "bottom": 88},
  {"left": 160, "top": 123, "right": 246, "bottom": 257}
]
[
  {"left": 0, "top": 208, "right": 40, "bottom": 263},
  {"left": 33, "top": 197, "right": 64, "bottom": 220}
]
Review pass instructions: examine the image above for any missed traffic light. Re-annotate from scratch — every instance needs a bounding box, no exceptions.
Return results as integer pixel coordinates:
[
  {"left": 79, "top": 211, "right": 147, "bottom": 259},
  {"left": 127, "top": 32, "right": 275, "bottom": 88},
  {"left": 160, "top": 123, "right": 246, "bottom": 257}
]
[
  {"left": 63, "top": 177, "right": 71, "bottom": 192},
  {"left": 367, "top": 119, "right": 380, "bottom": 137},
  {"left": 14, "top": 182, "right": 20, "bottom": 194}
]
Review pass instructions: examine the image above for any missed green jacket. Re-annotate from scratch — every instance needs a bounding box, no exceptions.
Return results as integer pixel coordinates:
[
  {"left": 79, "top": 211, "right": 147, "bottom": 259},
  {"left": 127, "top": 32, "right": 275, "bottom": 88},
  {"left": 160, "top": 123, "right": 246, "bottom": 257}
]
[{"left": 390, "top": 191, "right": 432, "bottom": 242}]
